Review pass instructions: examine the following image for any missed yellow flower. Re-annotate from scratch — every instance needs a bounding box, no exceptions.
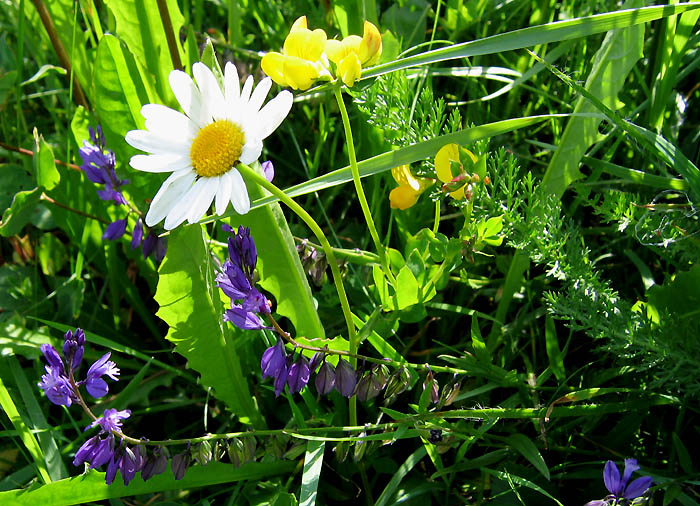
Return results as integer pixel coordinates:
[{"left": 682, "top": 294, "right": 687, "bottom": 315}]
[
  {"left": 389, "top": 165, "right": 433, "bottom": 210},
  {"left": 325, "top": 21, "right": 382, "bottom": 87},
  {"left": 434, "top": 143, "right": 478, "bottom": 200},
  {"left": 261, "top": 16, "right": 331, "bottom": 90}
]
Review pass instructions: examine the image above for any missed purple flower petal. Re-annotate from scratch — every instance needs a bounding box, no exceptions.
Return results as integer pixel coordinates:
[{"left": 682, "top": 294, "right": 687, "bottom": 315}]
[
  {"left": 102, "top": 219, "right": 128, "bottom": 240},
  {"left": 623, "top": 476, "right": 653, "bottom": 499},
  {"left": 603, "top": 460, "right": 622, "bottom": 495},
  {"left": 335, "top": 359, "right": 357, "bottom": 398},
  {"left": 40, "top": 344, "right": 65, "bottom": 375},
  {"left": 261, "top": 160, "right": 274, "bottom": 182},
  {"left": 287, "top": 356, "right": 310, "bottom": 394},
  {"left": 261, "top": 339, "right": 286, "bottom": 380},
  {"left": 224, "top": 306, "right": 268, "bottom": 330},
  {"left": 86, "top": 377, "right": 109, "bottom": 398},
  {"left": 131, "top": 219, "right": 144, "bottom": 249},
  {"left": 621, "top": 458, "right": 640, "bottom": 486},
  {"left": 315, "top": 361, "right": 336, "bottom": 395}
]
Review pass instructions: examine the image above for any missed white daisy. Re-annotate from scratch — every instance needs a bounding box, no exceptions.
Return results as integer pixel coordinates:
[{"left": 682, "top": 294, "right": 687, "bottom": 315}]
[{"left": 125, "top": 62, "right": 293, "bottom": 230}]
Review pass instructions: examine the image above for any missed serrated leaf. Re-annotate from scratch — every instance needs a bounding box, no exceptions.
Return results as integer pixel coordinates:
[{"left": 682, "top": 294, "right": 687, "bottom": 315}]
[
  {"left": 506, "top": 434, "right": 550, "bottom": 480},
  {"left": 154, "top": 225, "right": 263, "bottom": 427}
]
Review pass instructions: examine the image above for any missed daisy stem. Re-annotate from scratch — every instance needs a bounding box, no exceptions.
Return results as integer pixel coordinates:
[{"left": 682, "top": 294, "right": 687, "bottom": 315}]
[
  {"left": 236, "top": 163, "right": 357, "bottom": 354},
  {"left": 333, "top": 85, "right": 397, "bottom": 288}
]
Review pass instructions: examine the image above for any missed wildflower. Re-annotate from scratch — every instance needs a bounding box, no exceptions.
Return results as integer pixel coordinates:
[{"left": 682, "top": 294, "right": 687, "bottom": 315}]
[
  {"left": 86, "top": 408, "right": 131, "bottom": 433},
  {"left": 82, "top": 352, "right": 120, "bottom": 398},
  {"left": 261, "top": 160, "right": 275, "bottom": 182},
  {"left": 142, "top": 232, "right": 168, "bottom": 262},
  {"left": 38, "top": 366, "right": 75, "bottom": 406},
  {"left": 434, "top": 143, "right": 479, "bottom": 200},
  {"left": 126, "top": 62, "right": 293, "bottom": 230},
  {"left": 171, "top": 448, "right": 191, "bottom": 480},
  {"left": 585, "top": 459, "right": 653, "bottom": 505},
  {"left": 141, "top": 447, "right": 169, "bottom": 481},
  {"left": 315, "top": 360, "right": 336, "bottom": 395},
  {"left": 62, "top": 328, "right": 85, "bottom": 373},
  {"left": 131, "top": 219, "right": 144, "bottom": 249},
  {"left": 217, "top": 226, "right": 271, "bottom": 331},
  {"left": 73, "top": 435, "right": 114, "bottom": 469},
  {"left": 334, "top": 358, "right": 357, "bottom": 398},
  {"left": 388, "top": 165, "right": 433, "bottom": 210},
  {"left": 106, "top": 443, "right": 144, "bottom": 486},
  {"left": 261, "top": 16, "right": 332, "bottom": 90},
  {"left": 102, "top": 218, "right": 128, "bottom": 241},
  {"left": 79, "top": 126, "right": 128, "bottom": 205},
  {"left": 261, "top": 339, "right": 287, "bottom": 380},
  {"left": 325, "top": 21, "right": 382, "bottom": 87},
  {"left": 286, "top": 355, "right": 311, "bottom": 394}
]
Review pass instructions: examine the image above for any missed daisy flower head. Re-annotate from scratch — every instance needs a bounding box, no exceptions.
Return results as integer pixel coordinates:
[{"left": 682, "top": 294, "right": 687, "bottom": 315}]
[{"left": 125, "top": 62, "right": 293, "bottom": 230}]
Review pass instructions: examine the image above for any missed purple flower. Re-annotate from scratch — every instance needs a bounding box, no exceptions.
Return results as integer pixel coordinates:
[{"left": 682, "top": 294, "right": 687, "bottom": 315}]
[
  {"left": 83, "top": 352, "right": 120, "bottom": 398},
  {"left": 261, "top": 160, "right": 274, "bottom": 182},
  {"left": 603, "top": 459, "right": 653, "bottom": 499},
  {"left": 224, "top": 306, "right": 269, "bottom": 330},
  {"left": 216, "top": 261, "right": 252, "bottom": 300},
  {"left": 154, "top": 235, "right": 167, "bottom": 261},
  {"left": 73, "top": 434, "right": 115, "bottom": 469},
  {"left": 223, "top": 225, "right": 257, "bottom": 277},
  {"left": 273, "top": 359, "right": 289, "bottom": 397},
  {"left": 40, "top": 343, "right": 65, "bottom": 375},
  {"left": 334, "top": 359, "right": 357, "bottom": 398},
  {"left": 131, "top": 219, "right": 144, "bottom": 249},
  {"left": 287, "top": 356, "right": 311, "bottom": 394},
  {"left": 261, "top": 339, "right": 287, "bottom": 380},
  {"left": 87, "top": 408, "right": 131, "bottom": 433},
  {"left": 141, "top": 447, "right": 169, "bottom": 481},
  {"left": 315, "top": 361, "right": 336, "bottom": 395},
  {"left": 106, "top": 444, "right": 144, "bottom": 486},
  {"left": 171, "top": 449, "right": 191, "bottom": 480},
  {"left": 102, "top": 219, "right": 128, "bottom": 240},
  {"left": 62, "top": 328, "right": 85, "bottom": 373},
  {"left": 79, "top": 125, "right": 128, "bottom": 205},
  {"left": 38, "top": 366, "right": 75, "bottom": 406}
]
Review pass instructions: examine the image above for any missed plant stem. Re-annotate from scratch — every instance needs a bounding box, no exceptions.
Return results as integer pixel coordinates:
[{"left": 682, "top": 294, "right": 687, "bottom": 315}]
[
  {"left": 333, "top": 85, "right": 396, "bottom": 287},
  {"left": 155, "top": 0, "right": 183, "bottom": 71},
  {"left": 40, "top": 194, "right": 110, "bottom": 224}
]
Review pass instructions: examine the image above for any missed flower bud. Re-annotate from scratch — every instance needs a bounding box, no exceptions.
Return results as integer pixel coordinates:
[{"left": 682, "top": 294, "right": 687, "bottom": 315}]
[
  {"left": 315, "top": 361, "right": 336, "bottom": 395},
  {"left": 171, "top": 449, "right": 191, "bottom": 480},
  {"left": 334, "top": 358, "right": 357, "bottom": 398},
  {"left": 383, "top": 366, "right": 410, "bottom": 404},
  {"left": 334, "top": 440, "right": 349, "bottom": 463},
  {"left": 194, "top": 440, "right": 213, "bottom": 466},
  {"left": 287, "top": 355, "right": 311, "bottom": 394}
]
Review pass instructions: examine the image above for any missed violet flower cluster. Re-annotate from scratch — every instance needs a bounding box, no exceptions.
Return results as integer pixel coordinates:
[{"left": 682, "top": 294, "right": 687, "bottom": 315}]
[
  {"left": 585, "top": 458, "right": 653, "bottom": 505},
  {"left": 79, "top": 125, "right": 166, "bottom": 261},
  {"left": 216, "top": 225, "right": 271, "bottom": 330}
]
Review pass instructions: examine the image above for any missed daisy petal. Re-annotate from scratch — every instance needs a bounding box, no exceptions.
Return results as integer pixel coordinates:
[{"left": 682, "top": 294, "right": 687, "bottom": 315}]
[
  {"left": 146, "top": 170, "right": 196, "bottom": 227},
  {"left": 224, "top": 62, "right": 241, "bottom": 109},
  {"left": 239, "top": 139, "right": 263, "bottom": 165},
  {"left": 125, "top": 130, "right": 190, "bottom": 156},
  {"left": 229, "top": 169, "right": 250, "bottom": 215},
  {"left": 193, "top": 62, "right": 226, "bottom": 122},
  {"left": 169, "top": 69, "right": 207, "bottom": 128},
  {"left": 247, "top": 77, "right": 272, "bottom": 115},
  {"left": 215, "top": 172, "right": 234, "bottom": 215},
  {"left": 240, "top": 75, "right": 254, "bottom": 104},
  {"left": 130, "top": 154, "right": 192, "bottom": 173},
  {"left": 186, "top": 177, "right": 218, "bottom": 223},
  {"left": 257, "top": 90, "right": 293, "bottom": 139},
  {"left": 141, "top": 104, "right": 198, "bottom": 141}
]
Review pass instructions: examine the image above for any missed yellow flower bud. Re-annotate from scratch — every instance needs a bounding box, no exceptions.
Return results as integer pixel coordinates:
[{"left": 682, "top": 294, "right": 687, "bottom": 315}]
[
  {"left": 359, "top": 21, "right": 382, "bottom": 65},
  {"left": 390, "top": 185, "right": 420, "bottom": 210}
]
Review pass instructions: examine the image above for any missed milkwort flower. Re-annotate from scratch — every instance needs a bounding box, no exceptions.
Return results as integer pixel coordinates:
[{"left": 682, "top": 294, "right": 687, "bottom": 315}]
[
  {"left": 585, "top": 458, "right": 653, "bottom": 505},
  {"left": 125, "top": 62, "right": 293, "bottom": 230},
  {"left": 79, "top": 126, "right": 128, "bottom": 206},
  {"left": 216, "top": 225, "right": 271, "bottom": 331}
]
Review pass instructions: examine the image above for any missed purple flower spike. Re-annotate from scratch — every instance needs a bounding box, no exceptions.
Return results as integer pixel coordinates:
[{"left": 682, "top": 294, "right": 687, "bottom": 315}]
[
  {"left": 79, "top": 125, "right": 128, "bottom": 205},
  {"left": 62, "top": 328, "right": 85, "bottom": 373},
  {"left": 102, "top": 219, "right": 128, "bottom": 240},
  {"left": 287, "top": 356, "right": 311, "bottom": 394},
  {"left": 334, "top": 359, "right": 357, "bottom": 398},
  {"left": 84, "top": 352, "right": 120, "bottom": 398},
  {"left": 261, "top": 339, "right": 287, "bottom": 380}
]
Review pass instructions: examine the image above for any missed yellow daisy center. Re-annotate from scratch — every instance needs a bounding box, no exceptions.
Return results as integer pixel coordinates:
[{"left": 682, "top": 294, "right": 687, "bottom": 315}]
[{"left": 190, "top": 120, "right": 245, "bottom": 178}]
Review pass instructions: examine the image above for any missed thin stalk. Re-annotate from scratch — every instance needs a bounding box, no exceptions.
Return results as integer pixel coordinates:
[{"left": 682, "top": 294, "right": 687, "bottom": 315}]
[
  {"left": 155, "top": 0, "right": 183, "bottom": 71},
  {"left": 29, "top": 0, "right": 89, "bottom": 109},
  {"left": 333, "top": 85, "right": 396, "bottom": 287}
]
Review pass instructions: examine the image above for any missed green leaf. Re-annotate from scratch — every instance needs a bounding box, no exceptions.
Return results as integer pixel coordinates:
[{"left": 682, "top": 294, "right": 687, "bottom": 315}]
[
  {"left": 104, "top": 0, "right": 184, "bottom": 102},
  {"left": 154, "top": 225, "right": 263, "bottom": 427},
  {"left": 32, "top": 130, "right": 60, "bottom": 191},
  {"left": 506, "top": 433, "right": 550, "bottom": 480},
  {"left": 0, "top": 187, "right": 42, "bottom": 237},
  {"left": 375, "top": 446, "right": 427, "bottom": 506},
  {"left": 672, "top": 432, "right": 693, "bottom": 474},
  {"left": 20, "top": 64, "right": 66, "bottom": 86},
  {"left": 541, "top": 0, "right": 644, "bottom": 197},
  {"left": 484, "top": 468, "right": 562, "bottom": 506},
  {"left": 363, "top": 3, "right": 699, "bottom": 80},
  {"left": 395, "top": 265, "right": 419, "bottom": 310},
  {"left": 232, "top": 172, "right": 325, "bottom": 339},
  {"left": 299, "top": 440, "right": 325, "bottom": 506},
  {"left": 0, "top": 461, "right": 295, "bottom": 505},
  {"left": 544, "top": 315, "right": 566, "bottom": 382},
  {"left": 471, "top": 315, "right": 491, "bottom": 364}
]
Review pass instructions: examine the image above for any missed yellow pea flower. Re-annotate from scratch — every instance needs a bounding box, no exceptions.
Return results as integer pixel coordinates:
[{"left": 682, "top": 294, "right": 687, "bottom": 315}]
[
  {"left": 325, "top": 21, "right": 382, "bottom": 87},
  {"left": 389, "top": 165, "right": 433, "bottom": 210},
  {"left": 261, "top": 16, "right": 331, "bottom": 90},
  {"left": 434, "top": 143, "right": 478, "bottom": 200}
]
